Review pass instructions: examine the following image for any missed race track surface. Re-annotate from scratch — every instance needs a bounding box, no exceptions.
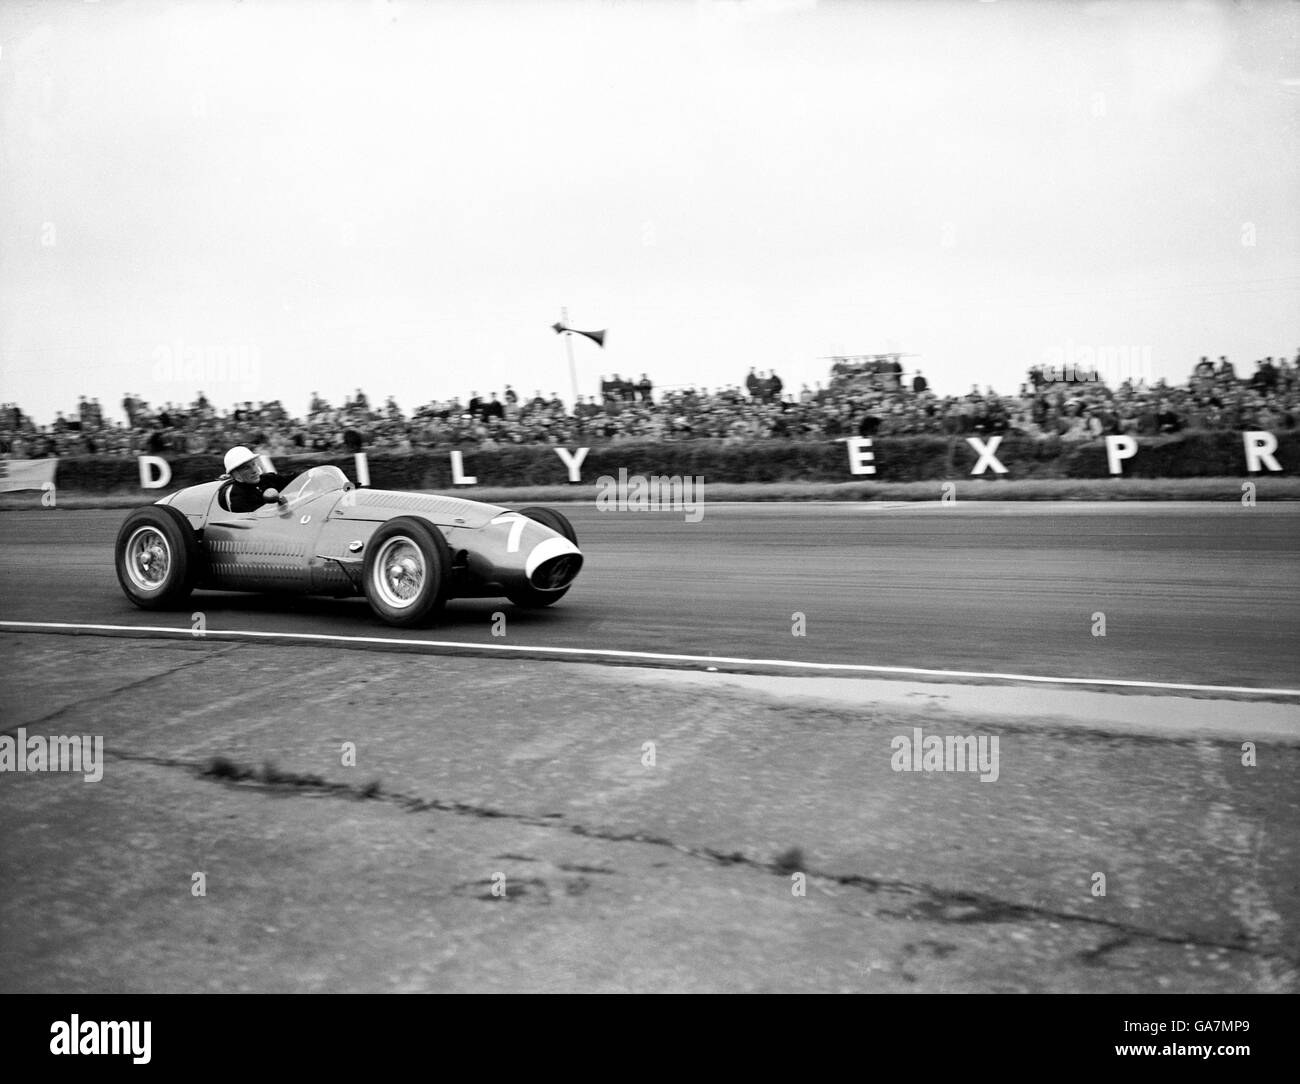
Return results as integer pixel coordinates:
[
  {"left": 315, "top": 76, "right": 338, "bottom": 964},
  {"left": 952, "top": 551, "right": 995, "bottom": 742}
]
[
  {"left": 1, "top": 502, "right": 1298, "bottom": 689},
  {"left": 1, "top": 501, "right": 1298, "bottom": 993}
]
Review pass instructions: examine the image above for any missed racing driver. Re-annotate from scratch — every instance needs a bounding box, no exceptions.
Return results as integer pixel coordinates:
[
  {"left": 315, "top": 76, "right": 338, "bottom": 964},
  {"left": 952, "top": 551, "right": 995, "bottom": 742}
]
[{"left": 222, "top": 446, "right": 297, "bottom": 513}]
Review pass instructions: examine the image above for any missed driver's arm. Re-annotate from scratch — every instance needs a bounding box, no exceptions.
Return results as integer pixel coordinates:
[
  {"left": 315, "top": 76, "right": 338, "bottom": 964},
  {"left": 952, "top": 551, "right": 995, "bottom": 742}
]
[{"left": 260, "top": 471, "right": 297, "bottom": 500}]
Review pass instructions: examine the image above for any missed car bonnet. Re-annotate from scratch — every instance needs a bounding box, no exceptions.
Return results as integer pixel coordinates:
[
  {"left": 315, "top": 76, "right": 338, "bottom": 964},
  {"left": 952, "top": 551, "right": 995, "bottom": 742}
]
[{"left": 332, "top": 489, "right": 509, "bottom": 529}]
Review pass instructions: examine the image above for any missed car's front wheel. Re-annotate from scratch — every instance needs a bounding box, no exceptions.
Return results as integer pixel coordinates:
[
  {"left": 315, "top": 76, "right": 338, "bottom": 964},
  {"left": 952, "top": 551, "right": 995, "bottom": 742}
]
[
  {"left": 363, "top": 517, "right": 451, "bottom": 627},
  {"left": 115, "top": 505, "right": 200, "bottom": 610}
]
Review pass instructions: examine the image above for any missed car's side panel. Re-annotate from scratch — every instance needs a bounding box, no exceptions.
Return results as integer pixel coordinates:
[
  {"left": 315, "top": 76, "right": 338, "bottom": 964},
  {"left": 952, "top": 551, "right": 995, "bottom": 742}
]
[
  {"left": 308, "top": 516, "right": 381, "bottom": 594},
  {"left": 203, "top": 491, "right": 337, "bottom": 591},
  {"left": 157, "top": 480, "right": 224, "bottom": 530}
]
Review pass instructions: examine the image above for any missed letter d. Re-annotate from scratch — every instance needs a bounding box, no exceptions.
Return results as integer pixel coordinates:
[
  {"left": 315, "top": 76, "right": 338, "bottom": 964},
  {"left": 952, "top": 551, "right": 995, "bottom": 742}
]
[{"left": 138, "top": 456, "right": 172, "bottom": 489}]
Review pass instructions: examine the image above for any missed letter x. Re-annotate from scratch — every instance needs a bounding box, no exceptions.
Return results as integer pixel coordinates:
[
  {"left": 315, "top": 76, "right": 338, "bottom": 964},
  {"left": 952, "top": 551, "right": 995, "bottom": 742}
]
[{"left": 966, "top": 436, "right": 1007, "bottom": 475}]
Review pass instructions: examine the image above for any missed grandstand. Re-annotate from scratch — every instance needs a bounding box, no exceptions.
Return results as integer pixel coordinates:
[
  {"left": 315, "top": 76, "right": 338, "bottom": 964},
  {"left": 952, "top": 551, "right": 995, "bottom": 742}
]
[{"left": 1, "top": 352, "right": 1297, "bottom": 460}]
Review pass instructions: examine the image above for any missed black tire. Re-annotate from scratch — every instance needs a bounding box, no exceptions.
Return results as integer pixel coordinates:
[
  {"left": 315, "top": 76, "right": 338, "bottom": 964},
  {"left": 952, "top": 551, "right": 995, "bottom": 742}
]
[
  {"left": 115, "top": 505, "right": 201, "bottom": 610},
  {"left": 362, "top": 517, "right": 451, "bottom": 627},
  {"left": 506, "top": 506, "right": 579, "bottom": 609},
  {"left": 515, "top": 506, "right": 578, "bottom": 545}
]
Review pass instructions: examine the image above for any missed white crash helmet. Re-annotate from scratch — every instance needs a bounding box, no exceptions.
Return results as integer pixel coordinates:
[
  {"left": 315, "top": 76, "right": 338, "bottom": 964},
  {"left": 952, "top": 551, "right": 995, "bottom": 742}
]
[{"left": 223, "top": 446, "right": 258, "bottom": 473}]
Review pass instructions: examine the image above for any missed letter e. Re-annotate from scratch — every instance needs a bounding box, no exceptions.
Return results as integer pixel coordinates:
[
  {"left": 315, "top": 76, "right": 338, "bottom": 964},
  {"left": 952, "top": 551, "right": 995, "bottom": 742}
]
[{"left": 845, "top": 437, "right": 876, "bottom": 476}]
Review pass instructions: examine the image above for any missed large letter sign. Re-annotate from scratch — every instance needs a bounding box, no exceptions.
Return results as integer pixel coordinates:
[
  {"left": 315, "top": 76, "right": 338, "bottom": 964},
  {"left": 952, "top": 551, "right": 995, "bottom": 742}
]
[
  {"left": 1243, "top": 431, "right": 1281, "bottom": 473},
  {"left": 845, "top": 438, "right": 876, "bottom": 476},
  {"left": 138, "top": 456, "right": 172, "bottom": 490},
  {"left": 967, "top": 436, "right": 1007, "bottom": 475},
  {"left": 1105, "top": 436, "right": 1137, "bottom": 476}
]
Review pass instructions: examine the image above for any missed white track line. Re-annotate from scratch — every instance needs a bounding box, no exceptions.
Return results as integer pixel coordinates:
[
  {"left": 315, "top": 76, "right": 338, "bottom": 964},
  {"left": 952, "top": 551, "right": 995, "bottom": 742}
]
[{"left": 2, "top": 619, "right": 1297, "bottom": 697}]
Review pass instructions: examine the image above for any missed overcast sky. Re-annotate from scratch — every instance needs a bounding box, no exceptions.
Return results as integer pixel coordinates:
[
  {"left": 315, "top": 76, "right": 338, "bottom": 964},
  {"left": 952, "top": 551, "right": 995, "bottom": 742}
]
[{"left": 1, "top": 0, "right": 1298, "bottom": 424}]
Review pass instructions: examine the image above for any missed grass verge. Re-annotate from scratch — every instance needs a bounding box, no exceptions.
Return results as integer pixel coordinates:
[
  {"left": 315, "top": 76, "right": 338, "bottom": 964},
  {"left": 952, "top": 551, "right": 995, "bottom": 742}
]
[{"left": 2, "top": 475, "right": 1297, "bottom": 510}]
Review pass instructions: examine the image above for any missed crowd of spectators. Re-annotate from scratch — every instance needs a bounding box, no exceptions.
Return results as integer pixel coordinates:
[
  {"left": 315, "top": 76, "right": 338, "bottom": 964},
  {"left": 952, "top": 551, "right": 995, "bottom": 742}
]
[{"left": 3, "top": 351, "right": 1298, "bottom": 460}]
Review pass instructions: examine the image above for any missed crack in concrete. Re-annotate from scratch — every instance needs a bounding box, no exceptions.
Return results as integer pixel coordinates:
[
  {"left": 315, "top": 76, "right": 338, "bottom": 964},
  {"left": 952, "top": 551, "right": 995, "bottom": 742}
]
[
  {"left": 0, "top": 644, "right": 243, "bottom": 737},
  {"left": 86, "top": 748, "right": 1300, "bottom": 970},
  {"left": 1076, "top": 935, "right": 1136, "bottom": 966}
]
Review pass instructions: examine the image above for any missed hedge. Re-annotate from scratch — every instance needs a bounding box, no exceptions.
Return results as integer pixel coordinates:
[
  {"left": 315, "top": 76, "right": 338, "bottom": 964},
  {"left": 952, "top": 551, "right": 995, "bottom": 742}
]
[{"left": 43, "top": 431, "right": 1299, "bottom": 492}]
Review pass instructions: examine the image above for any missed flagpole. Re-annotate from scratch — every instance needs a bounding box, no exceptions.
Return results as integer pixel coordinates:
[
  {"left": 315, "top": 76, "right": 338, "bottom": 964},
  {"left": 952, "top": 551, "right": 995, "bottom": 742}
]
[{"left": 561, "top": 306, "right": 579, "bottom": 408}]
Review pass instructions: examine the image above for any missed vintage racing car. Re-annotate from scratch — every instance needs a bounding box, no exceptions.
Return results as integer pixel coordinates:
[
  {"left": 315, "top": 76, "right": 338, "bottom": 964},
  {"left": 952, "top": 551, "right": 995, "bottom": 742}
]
[{"left": 114, "top": 463, "right": 583, "bottom": 627}]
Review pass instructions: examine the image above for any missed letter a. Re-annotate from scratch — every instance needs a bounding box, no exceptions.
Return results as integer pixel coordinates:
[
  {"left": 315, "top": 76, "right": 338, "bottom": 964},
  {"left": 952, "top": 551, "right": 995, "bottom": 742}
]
[
  {"left": 791, "top": 611, "right": 806, "bottom": 637},
  {"left": 594, "top": 475, "right": 616, "bottom": 512},
  {"left": 790, "top": 873, "right": 806, "bottom": 898},
  {"left": 1091, "top": 611, "right": 1106, "bottom": 637},
  {"left": 641, "top": 741, "right": 656, "bottom": 768},
  {"left": 491, "top": 872, "right": 506, "bottom": 898},
  {"left": 890, "top": 734, "right": 911, "bottom": 772},
  {"left": 1241, "top": 741, "right": 1256, "bottom": 767},
  {"left": 1091, "top": 872, "right": 1106, "bottom": 897},
  {"left": 341, "top": 741, "right": 357, "bottom": 767},
  {"left": 191, "top": 871, "right": 206, "bottom": 897}
]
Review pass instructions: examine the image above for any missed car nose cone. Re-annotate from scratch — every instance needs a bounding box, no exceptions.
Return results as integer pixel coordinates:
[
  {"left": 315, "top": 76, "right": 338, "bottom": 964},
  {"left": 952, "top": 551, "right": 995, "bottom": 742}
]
[{"left": 525, "top": 536, "right": 581, "bottom": 579}]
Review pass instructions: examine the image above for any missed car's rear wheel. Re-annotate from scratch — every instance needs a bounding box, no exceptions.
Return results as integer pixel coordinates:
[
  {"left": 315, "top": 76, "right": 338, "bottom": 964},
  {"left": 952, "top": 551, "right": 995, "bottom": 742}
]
[
  {"left": 115, "top": 505, "right": 200, "bottom": 609},
  {"left": 506, "top": 506, "right": 579, "bottom": 609},
  {"left": 363, "top": 517, "right": 450, "bottom": 627}
]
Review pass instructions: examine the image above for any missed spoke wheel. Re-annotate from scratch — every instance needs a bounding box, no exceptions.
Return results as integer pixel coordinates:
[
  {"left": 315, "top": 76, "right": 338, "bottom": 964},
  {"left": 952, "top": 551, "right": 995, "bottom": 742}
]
[
  {"left": 124, "top": 527, "right": 172, "bottom": 592},
  {"left": 114, "top": 505, "right": 200, "bottom": 609},
  {"left": 371, "top": 536, "right": 427, "bottom": 610},
  {"left": 362, "top": 517, "right": 450, "bottom": 627}
]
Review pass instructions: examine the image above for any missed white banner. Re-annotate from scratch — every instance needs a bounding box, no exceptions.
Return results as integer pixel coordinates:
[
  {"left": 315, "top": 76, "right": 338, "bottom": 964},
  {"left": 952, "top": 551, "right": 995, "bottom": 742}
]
[{"left": 0, "top": 458, "right": 58, "bottom": 493}]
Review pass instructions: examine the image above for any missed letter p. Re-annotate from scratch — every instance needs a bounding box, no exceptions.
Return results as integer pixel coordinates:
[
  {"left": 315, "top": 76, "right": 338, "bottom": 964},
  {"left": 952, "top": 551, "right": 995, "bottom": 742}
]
[{"left": 1104, "top": 435, "right": 1137, "bottom": 476}]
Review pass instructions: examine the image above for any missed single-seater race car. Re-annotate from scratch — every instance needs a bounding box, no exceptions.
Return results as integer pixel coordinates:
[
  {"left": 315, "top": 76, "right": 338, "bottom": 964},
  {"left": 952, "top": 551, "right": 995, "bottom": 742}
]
[{"left": 114, "top": 463, "right": 583, "bottom": 627}]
